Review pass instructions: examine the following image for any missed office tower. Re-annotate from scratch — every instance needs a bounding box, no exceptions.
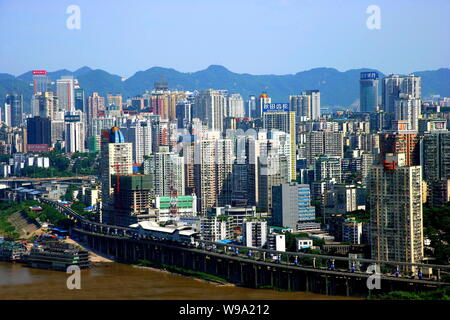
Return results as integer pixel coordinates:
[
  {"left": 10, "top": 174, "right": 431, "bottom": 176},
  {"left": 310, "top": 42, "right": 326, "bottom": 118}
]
[
  {"left": 242, "top": 219, "right": 268, "bottom": 248},
  {"left": 382, "top": 74, "right": 421, "bottom": 113},
  {"left": 359, "top": 72, "right": 379, "bottom": 113},
  {"left": 88, "top": 92, "right": 105, "bottom": 120},
  {"left": 107, "top": 94, "right": 123, "bottom": 112},
  {"left": 226, "top": 93, "right": 245, "bottom": 118},
  {"left": 64, "top": 111, "right": 85, "bottom": 153},
  {"left": 247, "top": 95, "right": 256, "bottom": 118},
  {"left": 272, "top": 182, "right": 316, "bottom": 230},
  {"left": 290, "top": 94, "right": 311, "bottom": 122},
  {"left": 262, "top": 104, "right": 296, "bottom": 180},
  {"left": 256, "top": 92, "right": 271, "bottom": 119},
  {"left": 394, "top": 94, "right": 421, "bottom": 131},
  {"left": 111, "top": 174, "right": 153, "bottom": 226},
  {"left": 379, "top": 132, "right": 420, "bottom": 166},
  {"left": 5, "top": 94, "right": 23, "bottom": 127},
  {"left": 74, "top": 88, "right": 86, "bottom": 112},
  {"left": 175, "top": 100, "right": 192, "bottom": 128},
  {"left": 100, "top": 127, "right": 133, "bottom": 224},
  {"left": 314, "top": 155, "right": 342, "bottom": 183},
  {"left": 369, "top": 153, "right": 424, "bottom": 268},
  {"left": 194, "top": 89, "right": 226, "bottom": 132},
  {"left": 56, "top": 76, "right": 75, "bottom": 111},
  {"left": 26, "top": 116, "right": 51, "bottom": 152},
  {"left": 32, "top": 70, "right": 49, "bottom": 94},
  {"left": 122, "top": 119, "right": 152, "bottom": 164},
  {"left": 143, "top": 147, "right": 185, "bottom": 198},
  {"left": 422, "top": 131, "right": 450, "bottom": 206},
  {"left": 305, "top": 131, "right": 344, "bottom": 165},
  {"left": 302, "top": 90, "right": 321, "bottom": 120}
]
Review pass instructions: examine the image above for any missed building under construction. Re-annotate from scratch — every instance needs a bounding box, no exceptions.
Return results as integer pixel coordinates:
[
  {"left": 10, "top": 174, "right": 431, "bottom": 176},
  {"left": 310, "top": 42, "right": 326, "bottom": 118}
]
[{"left": 111, "top": 174, "right": 154, "bottom": 226}]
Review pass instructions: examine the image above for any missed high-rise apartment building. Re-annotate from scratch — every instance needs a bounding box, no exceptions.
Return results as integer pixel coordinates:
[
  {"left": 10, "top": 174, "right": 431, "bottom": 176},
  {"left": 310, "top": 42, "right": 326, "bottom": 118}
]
[
  {"left": 122, "top": 119, "right": 152, "bottom": 164},
  {"left": 226, "top": 93, "right": 245, "bottom": 118},
  {"left": 314, "top": 155, "right": 342, "bottom": 183},
  {"left": 305, "top": 131, "right": 344, "bottom": 166},
  {"left": 382, "top": 74, "right": 421, "bottom": 113},
  {"left": 143, "top": 146, "right": 185, "bottom": 199},
  {"left": 290, "top": 94, "right": 311, "bottom": 122},
  {"left": 422, "top": 131, "right": 450, "bottom": 206},
  {"left": 369, "top": 153, "right": 424, "bottom": 268},
  {"left": 88, "top": 92, "right": 105, "bottom": 120},
  {"left": 394, "top": 94, "right": 421, "bottom": 131},
  {"left": 302, "top": 90, "right": 321, "bottom": 120},
  {"left": 194, "top": 89, "right": 226, "bottom": 132},
  {"left": 379, "top": 131, "right": 420, "bottom": 166},
  {"left": 262, "top": 104, "right": 296, "bottom": 180}
]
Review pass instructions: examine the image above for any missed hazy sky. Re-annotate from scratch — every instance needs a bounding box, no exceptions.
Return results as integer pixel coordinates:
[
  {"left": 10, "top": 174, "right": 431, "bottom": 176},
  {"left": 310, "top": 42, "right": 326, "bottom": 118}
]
[{"left": 1, "top": 0, "right": 449, "bottom": 77}]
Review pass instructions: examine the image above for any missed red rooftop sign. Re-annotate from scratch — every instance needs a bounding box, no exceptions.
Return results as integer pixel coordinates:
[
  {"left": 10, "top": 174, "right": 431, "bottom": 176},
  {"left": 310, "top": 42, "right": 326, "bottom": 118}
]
[{"left": 32, "top": 70, "right": 47, "bottom": 75}]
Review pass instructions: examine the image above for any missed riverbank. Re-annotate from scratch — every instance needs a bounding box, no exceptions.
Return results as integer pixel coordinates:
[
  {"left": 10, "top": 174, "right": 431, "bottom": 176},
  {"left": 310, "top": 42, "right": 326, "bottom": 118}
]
[
  {"left": 63, "top": 237, "right": 114, "bottom": 263},
  {"left": 133, "top": 260, "right": 234, "bottom": 286}
]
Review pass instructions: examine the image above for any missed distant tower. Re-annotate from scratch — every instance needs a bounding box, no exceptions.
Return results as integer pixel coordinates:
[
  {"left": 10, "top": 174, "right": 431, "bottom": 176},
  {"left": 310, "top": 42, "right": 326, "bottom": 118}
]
[
  {"left": 32, "top": 70, "right": 49, "bottom": 94},
  {"left": 56, "top": 76, "right": 75, "bottom": 112},
  {"left": 360, "top": 72, "right": 379, "bottom": 113}
]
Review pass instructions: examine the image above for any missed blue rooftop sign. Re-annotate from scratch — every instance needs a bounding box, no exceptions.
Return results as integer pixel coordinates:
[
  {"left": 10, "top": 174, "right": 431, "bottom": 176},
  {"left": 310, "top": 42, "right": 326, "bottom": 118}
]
[
  {"left": 360, "top": 71, "right": 378, "bottom": 80},
  {"left": 263, "top": 103, "right": 289, "bottom": 112}
]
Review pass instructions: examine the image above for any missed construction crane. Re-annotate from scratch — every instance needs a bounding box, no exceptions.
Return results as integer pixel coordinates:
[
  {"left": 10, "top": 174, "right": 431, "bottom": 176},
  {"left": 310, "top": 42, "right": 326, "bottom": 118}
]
[
  {"left": 168, "top": 163, "right": 178, "bottom": 217},
  {"left": 110, "top": 163, "right": 129, "bottom": 193}
]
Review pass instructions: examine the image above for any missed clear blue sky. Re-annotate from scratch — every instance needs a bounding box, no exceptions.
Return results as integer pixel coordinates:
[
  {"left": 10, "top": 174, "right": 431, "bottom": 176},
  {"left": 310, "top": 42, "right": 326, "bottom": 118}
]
[{"left": 1, "top": 0, "right": 449, "bottom": 77}]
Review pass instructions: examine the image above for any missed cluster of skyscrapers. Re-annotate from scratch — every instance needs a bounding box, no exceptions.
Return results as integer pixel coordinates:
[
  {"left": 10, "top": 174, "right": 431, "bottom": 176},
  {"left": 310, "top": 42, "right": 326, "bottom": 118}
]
[{"left": 1, "top": 68, "right": 450, "bottom": 268}]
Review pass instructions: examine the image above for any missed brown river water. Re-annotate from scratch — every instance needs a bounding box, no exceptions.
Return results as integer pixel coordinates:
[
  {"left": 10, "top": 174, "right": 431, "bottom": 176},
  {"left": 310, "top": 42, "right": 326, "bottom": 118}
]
[{"left": 0, "top": 261, "right": 354, "bottom": 300}]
